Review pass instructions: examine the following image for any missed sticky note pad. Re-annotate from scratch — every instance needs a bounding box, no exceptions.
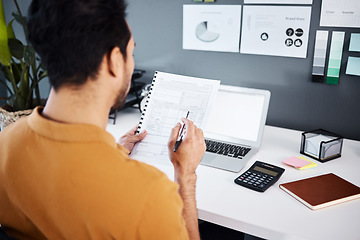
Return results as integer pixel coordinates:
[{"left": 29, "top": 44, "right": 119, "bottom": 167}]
[
  {"left": 282, "top": 156, "right": 310, "bottom": 168},
  {"left": 298, "top": 157, "right": 317, "bottom": 170},
  {"left": 282, "top": 156, "right": 317, "bottom": 170}
]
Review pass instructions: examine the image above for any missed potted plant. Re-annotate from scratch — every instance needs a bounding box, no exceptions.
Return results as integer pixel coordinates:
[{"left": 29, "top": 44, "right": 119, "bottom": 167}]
[{"left": 0, "top": 0, "right": 47, "bottom": 130}]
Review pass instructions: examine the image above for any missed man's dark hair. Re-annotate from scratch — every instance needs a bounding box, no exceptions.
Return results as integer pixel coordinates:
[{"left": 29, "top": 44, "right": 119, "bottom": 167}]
[{"left": 27, "top": 0, "right": 131, "bottom": 90}]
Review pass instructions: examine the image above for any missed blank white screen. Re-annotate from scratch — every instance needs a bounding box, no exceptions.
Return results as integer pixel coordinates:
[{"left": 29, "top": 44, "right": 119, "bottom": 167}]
[{"left": 205, "top": 90, "right": 265, "bottom": 142}]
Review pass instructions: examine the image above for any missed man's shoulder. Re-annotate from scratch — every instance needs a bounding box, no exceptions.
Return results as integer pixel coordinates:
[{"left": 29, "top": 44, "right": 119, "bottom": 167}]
[{"left": 0, "top": 117, "right": 31, "bottom": 143}]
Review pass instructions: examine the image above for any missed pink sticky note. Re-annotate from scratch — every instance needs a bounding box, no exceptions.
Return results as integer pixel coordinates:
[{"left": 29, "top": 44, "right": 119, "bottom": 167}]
[{"left": 282, "top": 156, "right": 310, "bottom": 168}]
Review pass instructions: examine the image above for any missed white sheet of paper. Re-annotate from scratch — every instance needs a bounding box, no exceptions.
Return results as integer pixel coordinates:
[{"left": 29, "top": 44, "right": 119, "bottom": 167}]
[
  {"left": 183, "top": 5, "right": 242, "bottom": 53},
  {"left": 244, "top": 0, "right": 312, "bottom": 4},
  {"left": 320, "top": 0, "right": 360, "bottom": 28},
  {"left": 240, "top": 6, "right": 311, "bottom": 58},
  {"left": 304, "top": 134, "right": 334, "bottom": 158},
  {"left": 131, "top": 72, "right": 220, "bottom": 162}
]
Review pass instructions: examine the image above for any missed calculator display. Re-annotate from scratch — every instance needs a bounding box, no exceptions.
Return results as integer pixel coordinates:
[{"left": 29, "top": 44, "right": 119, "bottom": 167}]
[{"left": 253, "top": 166, "right": 278, "bottom": 176}]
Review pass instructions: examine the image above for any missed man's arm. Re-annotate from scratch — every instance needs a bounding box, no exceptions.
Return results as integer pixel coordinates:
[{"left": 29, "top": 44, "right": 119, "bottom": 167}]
[{"left": 168, "top": 119, "right": 206, "bottom": 240}]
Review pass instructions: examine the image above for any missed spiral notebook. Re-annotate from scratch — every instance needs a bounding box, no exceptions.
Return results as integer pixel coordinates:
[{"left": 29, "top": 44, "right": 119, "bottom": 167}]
[{"left": 131, "top": 71, "right": 220, "bottom": 162}]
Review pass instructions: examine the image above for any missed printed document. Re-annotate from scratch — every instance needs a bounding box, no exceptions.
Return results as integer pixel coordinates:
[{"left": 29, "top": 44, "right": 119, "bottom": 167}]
[
  {"left": 130, "top": 71, "right": 220, "bottom": 163},
  {"left": 244, "top": 0, "right": 312, "bottom": 4},
  {"left": 183, "top": 5, "right": 242, "bottom": 53},
  {"left": 320, "top": 0, "right": 360, "bottom": 28},
  {"left": 240, "top": 6, "right": 312, "bottom": 58}
]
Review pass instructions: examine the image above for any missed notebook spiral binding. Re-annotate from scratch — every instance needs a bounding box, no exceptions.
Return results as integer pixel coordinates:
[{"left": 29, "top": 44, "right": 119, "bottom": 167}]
[{"left": 136, "top": 71, "right": 158, "bottom": 134}]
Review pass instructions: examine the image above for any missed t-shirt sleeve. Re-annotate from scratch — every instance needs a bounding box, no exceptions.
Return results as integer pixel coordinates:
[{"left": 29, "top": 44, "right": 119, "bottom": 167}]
[{"left": 136, "top": 176, "right": 190, "bottom": 240}]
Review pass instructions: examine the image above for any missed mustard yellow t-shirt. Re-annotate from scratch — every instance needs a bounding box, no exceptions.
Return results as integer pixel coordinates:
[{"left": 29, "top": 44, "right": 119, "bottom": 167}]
[{"left": 0, "top": 107, "right": 189, "bottom": 240}]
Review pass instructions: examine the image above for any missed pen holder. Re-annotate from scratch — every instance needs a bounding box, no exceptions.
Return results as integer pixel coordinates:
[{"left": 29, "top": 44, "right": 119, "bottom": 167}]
[{"left": 300, "top": 129, "right": 343, "bottom": 162}]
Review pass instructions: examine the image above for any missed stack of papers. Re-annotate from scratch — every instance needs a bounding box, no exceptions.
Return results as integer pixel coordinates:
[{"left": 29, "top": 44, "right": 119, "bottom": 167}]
[{"left": 282, "top": 156, "right": 317, "bottom": 170}]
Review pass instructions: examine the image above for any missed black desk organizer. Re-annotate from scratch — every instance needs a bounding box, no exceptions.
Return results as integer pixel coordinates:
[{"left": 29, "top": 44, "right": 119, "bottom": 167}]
[
  {"left": 108, "top": 69, "right": 146, "bottom": 124},
  {"left": 300, "top": 129, "right": 343, "bottom": 163}
]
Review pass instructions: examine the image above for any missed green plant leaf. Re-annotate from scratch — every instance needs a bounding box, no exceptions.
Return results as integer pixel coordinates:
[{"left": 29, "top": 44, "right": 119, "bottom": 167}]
[
  {"left": 12, "top": 12, "right": 26, "bottom": 29},
  {"left": 38, "top": 70, "right": 48, "bottom": 80},
  {"left": 24, "top": 46, "right": 35, "bottom": 65},
  {"left": 8, "top": 93, "right": 17, "bottom": 107},
  {"left": 10, "top": 62, "right": 21, "bottom": 85},
  {"left": 1, "top": 64, "right": 10, "bottom": 81},
  {"left": 7, "top": 19, "right": 15, "bottom": 39},
  {"left": 0, "top": 0, "right": 11, "bottom": 66},
  {"left": 8, "top": 38, "right": 25, "bottom": 60}
]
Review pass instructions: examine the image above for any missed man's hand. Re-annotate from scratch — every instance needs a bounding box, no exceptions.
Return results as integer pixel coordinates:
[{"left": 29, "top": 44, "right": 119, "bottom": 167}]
[
  {"left": 167, "top": 118, "right": 205, "bottom": 240},
  {"left": 168, "top": 118, "right": 206, "bottom": 176},
  {"left": 118, "top": 125, "right": 147, "bottom": 153}
]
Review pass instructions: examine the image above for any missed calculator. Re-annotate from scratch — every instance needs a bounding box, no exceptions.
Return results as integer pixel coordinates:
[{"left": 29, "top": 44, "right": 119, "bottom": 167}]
[{"left": 234, "top": 161, "right": 285, "bottom": 192}]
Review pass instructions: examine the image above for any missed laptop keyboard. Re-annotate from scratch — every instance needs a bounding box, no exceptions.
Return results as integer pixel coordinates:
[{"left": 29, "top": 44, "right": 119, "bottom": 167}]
[{"left": 205, "top": 139, "right": 251, "bottom": 159}]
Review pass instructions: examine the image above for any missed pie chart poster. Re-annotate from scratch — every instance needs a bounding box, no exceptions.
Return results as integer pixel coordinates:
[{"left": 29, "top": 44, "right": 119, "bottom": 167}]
[
  {"left": 240, "top": 6, "right": 312, "bottom": 58},
  {"left": 183, "top": 5, "right": 242, "bottom": 53}
]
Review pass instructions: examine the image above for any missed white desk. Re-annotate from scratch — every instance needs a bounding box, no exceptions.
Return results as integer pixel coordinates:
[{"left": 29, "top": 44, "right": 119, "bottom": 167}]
[{"left": 107, "top": 108, "right": 360, "bottom": 240}]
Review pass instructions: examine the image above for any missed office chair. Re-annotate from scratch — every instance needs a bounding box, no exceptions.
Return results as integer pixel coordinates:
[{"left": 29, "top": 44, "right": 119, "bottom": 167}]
[
  {"left": 0, "top": 226, "right": 17, "bottom": 240},
  {"left": 108, "top": 69, "right": 146, "bottom": 124}
]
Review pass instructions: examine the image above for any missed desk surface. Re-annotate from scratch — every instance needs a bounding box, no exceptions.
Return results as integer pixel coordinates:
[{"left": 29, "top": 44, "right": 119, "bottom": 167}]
[{"left": 107, "top": 108, "right": 360, "bottom": 240}]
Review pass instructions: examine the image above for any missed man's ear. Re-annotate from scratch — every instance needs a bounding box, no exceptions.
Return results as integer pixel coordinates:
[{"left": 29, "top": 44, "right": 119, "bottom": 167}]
[{"left": 107, "top": 47, "right": 123, "bottom": 78}]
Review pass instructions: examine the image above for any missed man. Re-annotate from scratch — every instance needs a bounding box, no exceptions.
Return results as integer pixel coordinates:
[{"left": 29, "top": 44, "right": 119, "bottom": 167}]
[{"left": 0, "top": 0, "right": 205, "bottom": 239}]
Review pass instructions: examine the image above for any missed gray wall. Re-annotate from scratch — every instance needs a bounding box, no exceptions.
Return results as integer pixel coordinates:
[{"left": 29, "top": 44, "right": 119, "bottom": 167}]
[
  {"left": 2, "top": 0, "right": 360, "bottom": 140},
  {"left": 127, "top": 0, "right": 360, "bottom": 141}
]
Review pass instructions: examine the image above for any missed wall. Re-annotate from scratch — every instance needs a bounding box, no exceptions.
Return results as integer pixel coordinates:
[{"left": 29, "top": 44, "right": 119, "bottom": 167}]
[
  {"left": 126, "top": 0, "right": 360, "bottom": 140},
  {"left": 2, "top": 0, "right": 359, "bottom": 140}
]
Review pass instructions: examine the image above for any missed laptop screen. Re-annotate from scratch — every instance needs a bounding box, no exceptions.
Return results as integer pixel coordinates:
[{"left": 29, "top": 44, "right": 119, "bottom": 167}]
[{"left": 205, "top": 87, "right": 266, "bottom": 143}]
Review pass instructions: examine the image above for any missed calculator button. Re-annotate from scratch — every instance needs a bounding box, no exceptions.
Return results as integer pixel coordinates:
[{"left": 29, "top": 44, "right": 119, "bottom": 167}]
[{"left": 259, "top": 184, "right": 265, "bottom": 188}]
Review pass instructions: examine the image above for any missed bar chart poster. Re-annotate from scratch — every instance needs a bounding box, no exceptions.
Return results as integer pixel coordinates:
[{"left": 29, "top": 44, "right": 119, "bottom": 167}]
[{"left": 326, "top": 32, "right": 345, "bottom": 85}]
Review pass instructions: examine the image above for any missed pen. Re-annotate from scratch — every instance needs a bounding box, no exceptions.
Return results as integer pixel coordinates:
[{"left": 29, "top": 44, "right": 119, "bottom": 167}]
[{"left": 174, "top": 111, "right": 190, "bottom": 152}]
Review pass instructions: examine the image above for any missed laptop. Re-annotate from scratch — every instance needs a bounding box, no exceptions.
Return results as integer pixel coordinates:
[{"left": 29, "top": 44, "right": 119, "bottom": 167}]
[{"left": 201, "top": 85, "right": 271, "bottom": 172}]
